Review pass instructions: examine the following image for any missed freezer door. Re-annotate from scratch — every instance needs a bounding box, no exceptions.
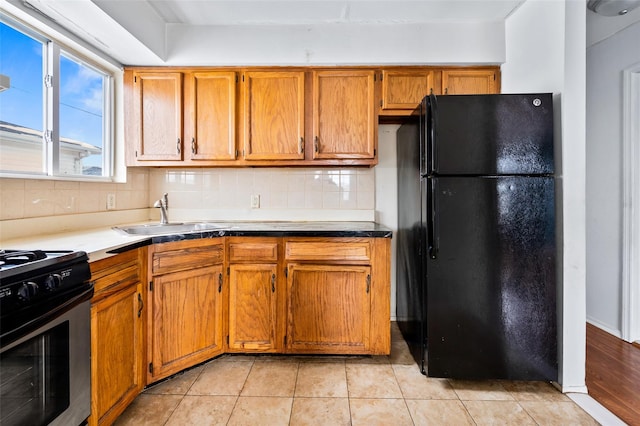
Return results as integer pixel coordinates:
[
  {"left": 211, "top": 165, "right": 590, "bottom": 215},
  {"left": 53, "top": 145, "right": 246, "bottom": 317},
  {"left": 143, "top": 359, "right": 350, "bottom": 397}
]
[
  {"left": 426, "top": 176, "right": 557, "bottom": 380},
  {"left": 427, "top": 94, "right": 554, "bottom": 175}
]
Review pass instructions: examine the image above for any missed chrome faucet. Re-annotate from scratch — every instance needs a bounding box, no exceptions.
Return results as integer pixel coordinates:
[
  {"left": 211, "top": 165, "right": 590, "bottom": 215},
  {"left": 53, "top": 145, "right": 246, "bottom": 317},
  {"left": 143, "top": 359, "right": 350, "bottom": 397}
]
[{"left": 153, "top": 193, "right": 169, "bottom": 224}]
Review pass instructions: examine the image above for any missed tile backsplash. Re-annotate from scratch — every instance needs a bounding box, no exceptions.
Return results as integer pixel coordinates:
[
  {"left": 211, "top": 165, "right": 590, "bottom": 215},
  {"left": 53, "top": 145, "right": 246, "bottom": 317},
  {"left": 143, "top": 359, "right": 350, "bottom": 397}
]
[
  {"left": 0, "top": 169, "right": 150, "bottom": 220},
  {"left": 149, "top": 167, "right": 375, "bottom": 221},
  {"left": 0, "top": 167, "right": 375, "bottom": 222}
]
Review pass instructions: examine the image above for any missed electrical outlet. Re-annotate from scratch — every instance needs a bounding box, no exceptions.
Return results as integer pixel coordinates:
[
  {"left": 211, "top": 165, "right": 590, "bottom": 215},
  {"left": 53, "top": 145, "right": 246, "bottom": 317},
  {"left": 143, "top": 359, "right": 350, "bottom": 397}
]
[
  {"left": 106, "top": 193, "right": 116, "bottom": 210},
  {"left": 250, "top": 194, "right": 260, "bottom": 209}
]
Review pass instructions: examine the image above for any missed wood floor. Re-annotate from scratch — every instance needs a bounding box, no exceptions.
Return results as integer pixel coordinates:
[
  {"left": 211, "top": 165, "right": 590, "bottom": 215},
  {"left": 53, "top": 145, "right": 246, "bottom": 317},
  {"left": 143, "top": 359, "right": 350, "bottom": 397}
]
[{"left": 586, "top": 323, "right": 640, "bottom": 426}]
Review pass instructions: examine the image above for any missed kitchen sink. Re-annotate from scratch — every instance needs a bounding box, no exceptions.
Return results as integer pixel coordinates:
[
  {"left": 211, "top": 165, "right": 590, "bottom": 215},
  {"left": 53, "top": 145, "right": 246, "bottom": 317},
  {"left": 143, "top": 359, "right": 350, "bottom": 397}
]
[{"left": 113, "top": 222, "right": 225, "bottom": 236}]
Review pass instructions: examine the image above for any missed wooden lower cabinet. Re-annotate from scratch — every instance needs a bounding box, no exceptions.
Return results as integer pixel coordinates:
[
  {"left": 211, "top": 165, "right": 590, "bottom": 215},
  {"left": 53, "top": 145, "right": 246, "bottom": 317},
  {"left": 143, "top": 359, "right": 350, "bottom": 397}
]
[
  {"left": 227, "top": 237, "right": 283, "bottom": 352},
  {"left": 286, "top": 264, "right": 371, "bottom": 353},
  {"left": 228, "top": 264, "right": 279, "bottom": 351},
  {"left": 89, "top": 249, "right": 146, "bottom": 426},
  {"left": 284, "top": 237, "right": 391, "bottom": 355},
  {"left": 147, "top": 240, "right": 225, "bottom": 383}
]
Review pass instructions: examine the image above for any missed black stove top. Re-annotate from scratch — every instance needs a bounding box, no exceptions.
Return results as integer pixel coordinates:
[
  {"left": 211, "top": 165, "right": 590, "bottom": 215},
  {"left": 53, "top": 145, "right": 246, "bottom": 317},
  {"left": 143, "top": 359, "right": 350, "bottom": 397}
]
[{"left": 0, "top": 250, "right": 87, "bottom": 278}]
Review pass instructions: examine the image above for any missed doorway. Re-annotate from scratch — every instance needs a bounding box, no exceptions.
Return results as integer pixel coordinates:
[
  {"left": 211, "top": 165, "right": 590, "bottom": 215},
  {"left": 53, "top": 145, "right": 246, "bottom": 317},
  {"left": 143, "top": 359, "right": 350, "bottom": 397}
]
[{"left": 622, "top": 65, "right": 640, "bottom": 344}]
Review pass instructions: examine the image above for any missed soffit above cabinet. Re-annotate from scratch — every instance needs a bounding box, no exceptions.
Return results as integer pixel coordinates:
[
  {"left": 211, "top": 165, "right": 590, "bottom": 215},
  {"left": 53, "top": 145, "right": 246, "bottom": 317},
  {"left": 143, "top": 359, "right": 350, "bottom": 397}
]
[{"left": 140, "top": 1, "right": 526, "bottom": 25}]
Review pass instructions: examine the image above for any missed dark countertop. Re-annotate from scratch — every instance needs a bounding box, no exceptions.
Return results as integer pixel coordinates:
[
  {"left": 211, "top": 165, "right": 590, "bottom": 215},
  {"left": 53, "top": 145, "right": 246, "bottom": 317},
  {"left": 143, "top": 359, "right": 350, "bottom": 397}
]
[{"left": 108, "top": 221, "right": 392, "bottom": 254}]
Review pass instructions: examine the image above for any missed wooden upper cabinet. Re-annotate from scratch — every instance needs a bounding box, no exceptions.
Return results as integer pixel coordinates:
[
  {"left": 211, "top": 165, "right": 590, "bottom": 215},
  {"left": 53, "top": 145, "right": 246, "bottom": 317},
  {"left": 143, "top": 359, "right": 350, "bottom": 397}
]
[
  {"left": 184, "top": 72, "right": 236, "bottom": 161},
  {"left": 132, "top": 72, "right": 183, "bottom": 161},
  {"left": 381, "top": 70, "right": 438, "bottom": 110},
  {"left": 442, "top": 69, "right": 499, "bottom": 95},
  {"left": 242, "top": 71, "right": 305, "bottom": 160},
  {"left": 312, "top": 70, "right": 376, "bottom": 160}
]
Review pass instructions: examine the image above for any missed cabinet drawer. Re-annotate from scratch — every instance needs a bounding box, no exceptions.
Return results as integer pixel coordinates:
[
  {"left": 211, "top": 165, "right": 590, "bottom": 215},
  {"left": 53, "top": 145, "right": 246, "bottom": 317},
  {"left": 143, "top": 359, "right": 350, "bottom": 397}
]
[
  {"left": 228, "top": 240, "right": 278, "bottom": 262},
  {"left": 91, "top": 250, "right": 140, "bottom": 295},
  {"left": 152, "top": 240, "right": 224, "bottom": 276},
  {"left": 285, "top": 240, "right": 371, "bottom": 262}
]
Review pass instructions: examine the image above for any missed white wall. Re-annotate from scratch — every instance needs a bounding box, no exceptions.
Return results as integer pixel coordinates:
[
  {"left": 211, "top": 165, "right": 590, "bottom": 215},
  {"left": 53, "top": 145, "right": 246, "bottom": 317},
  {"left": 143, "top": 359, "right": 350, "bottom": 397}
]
[
  {"left": 165, "top": 22, "right": 505, "bottom": 66},
  {"left": 503, "top": 0, "right": 587, "bottom": 393},
  {"left": 586, "top": 21, "right": 640, "bottom": 335}
]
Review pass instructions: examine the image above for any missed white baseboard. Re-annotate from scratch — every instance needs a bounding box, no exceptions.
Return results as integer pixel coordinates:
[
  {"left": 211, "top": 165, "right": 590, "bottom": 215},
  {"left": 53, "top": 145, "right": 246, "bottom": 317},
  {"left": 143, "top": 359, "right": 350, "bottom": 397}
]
[
  {"left": 586, "top": 318, "right": 622, "bottom": 339},
  {"left": 568, "top": 393, "right": 626, "bottom": 426}
]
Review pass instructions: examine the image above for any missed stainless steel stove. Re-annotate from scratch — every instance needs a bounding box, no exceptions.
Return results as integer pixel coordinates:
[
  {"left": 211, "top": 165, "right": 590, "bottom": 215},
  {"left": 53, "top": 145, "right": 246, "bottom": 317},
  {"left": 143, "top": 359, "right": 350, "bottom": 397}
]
[{"left": 0, "top": 249, "right": 93, "bottom": 426}]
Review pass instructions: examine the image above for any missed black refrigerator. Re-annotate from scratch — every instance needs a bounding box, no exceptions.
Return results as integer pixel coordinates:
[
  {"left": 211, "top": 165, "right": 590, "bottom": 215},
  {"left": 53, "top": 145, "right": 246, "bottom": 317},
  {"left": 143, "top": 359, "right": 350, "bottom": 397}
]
[{"left": 396, "top": 93, "right": 557, "bottom": 381}]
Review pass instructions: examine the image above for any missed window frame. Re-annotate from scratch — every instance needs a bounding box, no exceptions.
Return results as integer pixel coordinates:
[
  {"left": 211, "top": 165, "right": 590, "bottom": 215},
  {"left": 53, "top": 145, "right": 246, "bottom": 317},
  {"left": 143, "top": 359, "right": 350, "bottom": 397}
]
[{"left": 0, "top": 14, "right": 116, "bottom": 182}]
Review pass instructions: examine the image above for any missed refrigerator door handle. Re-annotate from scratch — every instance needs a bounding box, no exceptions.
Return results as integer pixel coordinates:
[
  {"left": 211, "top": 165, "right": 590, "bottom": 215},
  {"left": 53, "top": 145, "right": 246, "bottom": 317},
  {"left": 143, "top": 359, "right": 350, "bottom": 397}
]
[
  {"left": 428, "top": 93, "right": 438, "bottom": 175},
  {"left": 428, "top": 177, "right": 439, "bottom": 259}
]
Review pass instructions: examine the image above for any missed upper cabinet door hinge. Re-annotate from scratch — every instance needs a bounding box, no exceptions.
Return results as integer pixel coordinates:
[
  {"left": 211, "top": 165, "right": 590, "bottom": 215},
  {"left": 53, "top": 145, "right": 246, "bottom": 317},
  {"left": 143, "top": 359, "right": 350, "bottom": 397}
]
[
  {"left": 285, "top": 267, "right": 288, "bottom": 278},
  {"left": 149, "top": 281, "right": 154, "bottom": 291},
  {"left": 236, "top": 75, "right": 238, "bottom": 83},
  {"left": 44, "top": 74, "right": 53, "bottom": 88},
  {"left": 134, "top": 75, "right": 137, "bottom": 83},
  {"left": 493, "top": 73, "right": 496, "bottom": 81}
]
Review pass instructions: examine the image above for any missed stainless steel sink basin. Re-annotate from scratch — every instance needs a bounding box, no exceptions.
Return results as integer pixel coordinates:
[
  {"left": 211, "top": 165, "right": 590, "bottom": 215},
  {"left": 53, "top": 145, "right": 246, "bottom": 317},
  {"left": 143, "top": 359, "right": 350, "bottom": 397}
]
[{"left": 113, "top": 222, "right": 225, "bottom": 236}]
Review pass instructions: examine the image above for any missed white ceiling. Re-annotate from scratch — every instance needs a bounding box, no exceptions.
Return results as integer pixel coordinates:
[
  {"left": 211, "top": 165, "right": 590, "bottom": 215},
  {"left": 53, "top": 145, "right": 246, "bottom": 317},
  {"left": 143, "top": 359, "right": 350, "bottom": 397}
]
[
  {"left": 140, "top": 0, "right": 527, "bottom": 25},
  {"left": 6, "top": 0, "right": 640, "bottom": 65}
]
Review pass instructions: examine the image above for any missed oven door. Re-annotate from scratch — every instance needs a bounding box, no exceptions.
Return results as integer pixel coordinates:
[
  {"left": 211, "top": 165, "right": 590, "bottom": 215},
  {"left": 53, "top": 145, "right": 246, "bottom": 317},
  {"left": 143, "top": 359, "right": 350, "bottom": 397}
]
[{"left": 0, "top": 289, "right": 92, "bottom": 426}]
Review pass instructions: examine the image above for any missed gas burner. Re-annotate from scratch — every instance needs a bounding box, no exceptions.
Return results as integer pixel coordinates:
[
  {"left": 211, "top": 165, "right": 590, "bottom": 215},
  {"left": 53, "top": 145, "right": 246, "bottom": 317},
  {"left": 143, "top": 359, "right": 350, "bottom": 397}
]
[{"left": 0, "top": 250, "right": 48, "bottom": 266}]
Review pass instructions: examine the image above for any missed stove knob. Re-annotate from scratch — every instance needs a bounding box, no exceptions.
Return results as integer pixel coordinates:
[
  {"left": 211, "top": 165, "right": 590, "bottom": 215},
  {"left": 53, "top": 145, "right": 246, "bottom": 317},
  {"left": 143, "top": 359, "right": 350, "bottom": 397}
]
[
  {"left": 43, "top": 274, "right": 61, "bottom": 291},
  {"left": 17, "top": 281, "right": 39, "bottom": 302}
]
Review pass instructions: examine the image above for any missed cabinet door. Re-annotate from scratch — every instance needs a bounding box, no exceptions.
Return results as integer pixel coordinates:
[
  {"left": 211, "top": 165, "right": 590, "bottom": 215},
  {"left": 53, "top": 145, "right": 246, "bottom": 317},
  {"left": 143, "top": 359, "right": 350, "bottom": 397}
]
[
  {"left": 312, "top": 70, "right": 376, "bottom": 160},
  {"left": 185, "top": 72, "right": 237, "bottom": 161},
  {"left": 149, "top": 265, "right": 224, "bottom": 381},
  {"left": 242, "top": 72, "right": 305, "bottom": 160},
  {"left": 132, "top": 72, "right": 183, "bottom": 161},
  {"left": 91, "top": 283, "right": 144, "bottom": 425},
  {"left": 442, "top": 69, "right": 498, "bottom": 95},
  {"left": 286, "top": 264, "right": 371, "bottom": 353},
  {"left": 381, "top": 70, "right": 438, "bottom": 110},
  {"left": 228, "top": 264, "right": 278, "bottom": 351}
]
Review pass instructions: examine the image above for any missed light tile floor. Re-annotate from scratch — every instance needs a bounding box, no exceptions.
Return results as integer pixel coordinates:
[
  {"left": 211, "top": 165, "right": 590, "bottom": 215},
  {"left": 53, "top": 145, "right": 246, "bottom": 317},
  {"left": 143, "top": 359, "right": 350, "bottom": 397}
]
[{"left": 115, "top": 324, "right": 599, "bottom": 425}]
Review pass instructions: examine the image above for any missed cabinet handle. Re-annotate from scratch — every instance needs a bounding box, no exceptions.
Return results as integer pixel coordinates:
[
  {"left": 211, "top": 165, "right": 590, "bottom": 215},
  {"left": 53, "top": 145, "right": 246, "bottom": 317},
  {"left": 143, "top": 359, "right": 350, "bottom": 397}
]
[
  {"left": 430, "top": 88, "right": 433, "bottom": 95},
  {"left": 218, "top": 273, "right": 223, "bottom": 293},
  {"left": 299, "top": 137, "right": 304, "bottom": 154},
  {"left": 137, "top": 293, "right": 143, "bottom": 318},
  {"left": 444, "top": 88, "right": 448, "bottom": 95},
  {"left": 314, "top": 136, "right": 319, "bottom": 153},
  {"left": 177, "top": 138, "right": 181, "bottom": 154},
  {"left": 366, "top": 275, "right": 371, "bottom": 293},
  {"left": 191, "top": 137, "right": 196, "bottom": 154},
  {"left": 271, "top": 273, "right": 276, "bottom": 293}
]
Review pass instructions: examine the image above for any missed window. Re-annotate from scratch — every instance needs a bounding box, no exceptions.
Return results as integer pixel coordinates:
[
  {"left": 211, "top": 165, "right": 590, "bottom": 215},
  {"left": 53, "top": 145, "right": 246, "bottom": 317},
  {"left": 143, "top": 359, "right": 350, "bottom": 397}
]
[{"left": 0, "top": 15, "right": 113, "bottom": 179}]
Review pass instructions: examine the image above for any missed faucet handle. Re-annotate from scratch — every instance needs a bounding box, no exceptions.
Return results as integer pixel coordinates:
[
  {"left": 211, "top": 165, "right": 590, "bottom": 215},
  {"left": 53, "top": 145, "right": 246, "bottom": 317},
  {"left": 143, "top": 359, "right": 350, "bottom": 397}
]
[{"left": 163, "top": 193, "right": 169, "bottom": 209}]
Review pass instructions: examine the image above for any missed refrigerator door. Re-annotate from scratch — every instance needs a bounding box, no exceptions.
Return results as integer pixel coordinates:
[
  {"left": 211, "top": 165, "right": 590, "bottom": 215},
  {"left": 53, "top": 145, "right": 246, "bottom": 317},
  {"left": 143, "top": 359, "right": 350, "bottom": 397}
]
[
  {"left": 425, "top": 175, "right": 557, "bottom": 380},
  {"left": 426, "top": 93, "right": 554, "bottom": 176}
]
